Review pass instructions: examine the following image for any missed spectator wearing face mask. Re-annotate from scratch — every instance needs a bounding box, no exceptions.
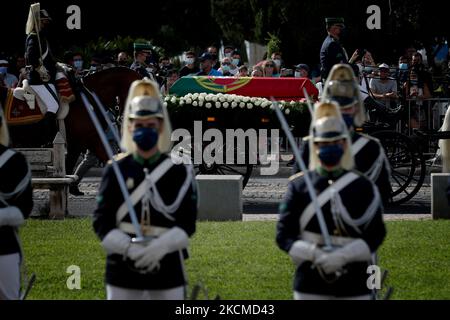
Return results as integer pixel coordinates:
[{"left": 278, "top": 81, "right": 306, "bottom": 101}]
[
  {"left": 207, "top": 45, "right": 220, "bottom": 69},
  {"left": 196, "top": 53, "right": 222, "bottom": 76},
  {"left": 179, "top": 51, "right": 199, "bottom": 77},
  {"left": 0, "top": 59, "right": 18, "bottom": 89},
  {"left": 271, "top": 52, "right": 283, "bottom": 71},
  {"left": 231, "top": 51, "right": 242, "bottom": 68},
  {"left": 294, "top": 64, "right": 310, "bottom": 78},
  {"left": 117, "top": 52, "right": 129, "bottom": 67},
  {"left": 218, "top": 57, "right": 237, "bottom": 76},
  {"left": 223, "top": 45, "right": 235, "bottom": 59},
  {"left": 71, "top": 52, "right": 84, "bottom": 78}
]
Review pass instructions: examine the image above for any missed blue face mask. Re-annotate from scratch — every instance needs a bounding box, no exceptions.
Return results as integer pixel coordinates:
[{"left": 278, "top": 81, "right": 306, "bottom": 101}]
[
  {"left": 0, "top": 67, "right": 7, "bottom": 75},
  {"left": 132, "top": 127, "right": 159, "bottom": 151},
  {"left": 232, "top": 58, "right": 240, "bottom": 66},
  {"left": 342, "top": 114, "right": 354, "bottom": 128},
  {"left": 399, "top": 63, "right": 408, "bottom": 70},
  {"left": 318, "top": 144, "right": 344, "bottom": 167},
  {"left": 73, "top": 60, "right": 83, "bottom": 70}
]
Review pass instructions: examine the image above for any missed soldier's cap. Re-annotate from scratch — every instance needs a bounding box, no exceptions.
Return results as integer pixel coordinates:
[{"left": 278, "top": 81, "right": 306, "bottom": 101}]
[
  {"left": 134, "top": 42, "right": 153, "bottom": 52},
  {"left": 0, "top": 59, "right": 9, "bottom": 65},
  {"left": 40, "top": 9, "right": 52, "bottom": 21},
  {"left": 325, "top": 17, "right": 345, "bottom": 28},
  {"left": 198, "top": 52, "right": 214, "bottom": 62},
  {"left": 128, "top": 96, "right": 164, "bottom": 119},
  {"left": 325, "top": 80, "right": 359, "bottom": 109},
  {"left": 312, "top": 116, "right": 347, "bottom": 142},
  {"left": 294, "top": 63, "right": 309, "bottom": 72}
]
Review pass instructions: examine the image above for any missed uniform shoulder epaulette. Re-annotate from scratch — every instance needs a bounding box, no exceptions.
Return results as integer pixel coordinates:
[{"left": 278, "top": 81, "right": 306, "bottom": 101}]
[
  {"left": 107, "top": 152, "right": 130, "bottom": 164},
  {"left": 289, "top": 171, "right": 304, "bottom": 181}
]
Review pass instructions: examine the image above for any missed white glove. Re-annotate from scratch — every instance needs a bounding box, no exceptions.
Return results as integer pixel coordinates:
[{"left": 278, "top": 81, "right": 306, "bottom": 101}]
[
  {"left": 315, "top": 239, "right": 372, "bottom": 275},
  {"left": 288, "top": 240, "right": 324, "bottom": 265},
  {"left": 0, "top": 206, "right": 24, "bottom": 227},
  {"left": 101, "top": 229, "right": 137, "bottom": 257},
  {"left": 129, "top": 227, "right": 189, "bottom": 272}
]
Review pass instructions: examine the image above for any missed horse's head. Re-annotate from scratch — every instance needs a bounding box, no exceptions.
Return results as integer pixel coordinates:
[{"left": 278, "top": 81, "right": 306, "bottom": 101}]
[{"left": 82, "top": 67, "right": 142, "bottom": 114}]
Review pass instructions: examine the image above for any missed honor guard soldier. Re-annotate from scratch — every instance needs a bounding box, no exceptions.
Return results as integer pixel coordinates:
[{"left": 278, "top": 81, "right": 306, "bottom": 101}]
[
  {"left": 23, "top": 3, "right": 59, "bottom": 145},
  {"left": 130, "top": 42, "right": 157, "bottom": 81},
  {"left": 294, "top": 64, "right": 392, "bottom": 206},
  {"left": 0, "top": 106, "right": 33, "bottom": 300},
  {"left": 93, "top": 79, "right": 197, "bottom": 300},
  {"left": 320, "top": 17, "right": 348, "bottom": 81},
  {"left": 277, "top": 102, "right": 386, "bottom": 300}
]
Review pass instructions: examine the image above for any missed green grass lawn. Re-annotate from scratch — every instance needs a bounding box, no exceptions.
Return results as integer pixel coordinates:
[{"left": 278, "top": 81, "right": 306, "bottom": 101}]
[{"left": 19, "top": 218, "right": 450, "bottom": 300}]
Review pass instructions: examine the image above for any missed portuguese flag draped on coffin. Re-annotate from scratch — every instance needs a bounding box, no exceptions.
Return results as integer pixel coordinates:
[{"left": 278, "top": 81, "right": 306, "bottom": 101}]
[{"left": 169, "top": 76, "right": 319, "bottom": 101}]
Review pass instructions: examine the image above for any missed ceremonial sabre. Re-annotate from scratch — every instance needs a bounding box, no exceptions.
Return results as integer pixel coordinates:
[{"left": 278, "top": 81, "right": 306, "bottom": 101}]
[
  {"left": 272, "top": 98, "right": 333, "bottom": 251},
  {"left": 81, "top": 84, "right": 122, "bottom": 148},
  {"left": 80, "top": 93, "right": 145, "bottom": 241}
]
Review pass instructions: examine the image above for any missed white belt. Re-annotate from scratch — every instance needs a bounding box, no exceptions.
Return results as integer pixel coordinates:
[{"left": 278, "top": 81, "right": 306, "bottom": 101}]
[
  {"left": 119, "top": 222, "right": 170, "bottom": 237},
  {"left": 301, "top": 231, "right": 356, "bottom": 247}
]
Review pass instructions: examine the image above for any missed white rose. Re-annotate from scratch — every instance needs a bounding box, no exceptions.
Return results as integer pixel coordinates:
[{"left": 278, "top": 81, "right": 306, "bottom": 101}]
[
  {"left": 199, "top": 100, "right": 204, "bottom": 107},
  {"left": 192, "top": 101, "right": 198, "bottom": 107},
  {"left": 186, "top": 98, "right": 192, "bottom": 104},
  {"left": 243, "top": 97, "right": 250, "bottom": 103},
  {"left": 212, "top": 96, "right": 218, "bottom": 102},
  {"left": 180, "top": 99, "right": 185, "bottom": 106},
  {"left": 206, "top": 102, "right": 212, "bottom": 108},
  {"left": 163, "top": 102, "right": 168, "bottom": 107},
  {"left": 205, "top": 95, "right": 212, "bottom": 101},
  {"left": 239, "top": 102, "right": 245, "bottom": 108},
  {"left": 247, "top": 103, "right": 253, "bottom": 109},
  {"left": 231, "top": 102, "right": 238, "bottom": 108},
  {"left": 170, "top": 96, "right": 177, "bottom": 104},
  {"left": 164, "top": 96, "right": 170, "bottom": 102},
  {"left": 255, "top": 99, "right": 261, "bottom": 106},
  {"left": 215, "top": 102, "right": 221, "bottom": 108},
  {"left": 223, "top": 102, "right": 229, "bottom": 108},
  {"left": 199, "top": 96, "right": 205, "bottom": 102},
  {"left": 193, "top": 93, "right": 199, "bottom": 99},
  {"left": 219, "top": 97, "right": 226, "bottom": 102},
  {"left": 285, "top": 108, "right": 291, "bottom": 115},
  {"left": 290, "top": 100, "right": 296, "bottom": 106}
]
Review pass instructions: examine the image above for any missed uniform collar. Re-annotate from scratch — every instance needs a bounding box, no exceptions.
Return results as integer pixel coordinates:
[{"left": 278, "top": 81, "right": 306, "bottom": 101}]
[
  {"left": 133, "top": 151, "right": 161, "bottom": 166},
  {"left": 317, "top": 166, "right": 345, "bottom": 179}
]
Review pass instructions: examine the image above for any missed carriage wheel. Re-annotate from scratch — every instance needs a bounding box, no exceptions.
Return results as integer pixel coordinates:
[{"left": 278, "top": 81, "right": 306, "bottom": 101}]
[{"left": 371, "top": 130, "right": 426, "bottom": 205}]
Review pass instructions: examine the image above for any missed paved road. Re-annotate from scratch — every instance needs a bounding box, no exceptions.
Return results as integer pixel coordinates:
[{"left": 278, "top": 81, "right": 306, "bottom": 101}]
[{"left": 31, "top": 154, "right": 433, "bottom": 219}]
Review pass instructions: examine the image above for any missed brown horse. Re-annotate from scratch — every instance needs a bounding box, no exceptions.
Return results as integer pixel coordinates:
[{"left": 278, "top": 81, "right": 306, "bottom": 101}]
[{"left": 1, "top": 67, "right": 141, "bottom": 175}]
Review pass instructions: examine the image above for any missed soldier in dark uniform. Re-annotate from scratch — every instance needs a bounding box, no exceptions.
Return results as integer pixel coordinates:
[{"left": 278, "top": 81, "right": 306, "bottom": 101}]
[
  {"left": 277, "top": 102, "right": 386, "bottom": 300},
  {"left": 93, "top": 79, "right": 197, "bottom": 300},
  {"left": 130, "top": 42, "right": 157, "bottom": 81},
  {"left": 294, "top": 64, "right": 392, "bottom": 206},
  {"left": 24, "top": 3, "right": 58, "bottom": 146},
  {"left": 0, "top": 106, "right": 33, "bottom": 300},
  {"left": 320, "top": 17, "right": 348, "bottom": 81}
]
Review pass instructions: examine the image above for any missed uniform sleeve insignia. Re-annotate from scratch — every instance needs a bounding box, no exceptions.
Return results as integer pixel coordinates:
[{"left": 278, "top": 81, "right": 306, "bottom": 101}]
[{"left": 107, "top": 152, "right": 129, "bottom": 164}]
